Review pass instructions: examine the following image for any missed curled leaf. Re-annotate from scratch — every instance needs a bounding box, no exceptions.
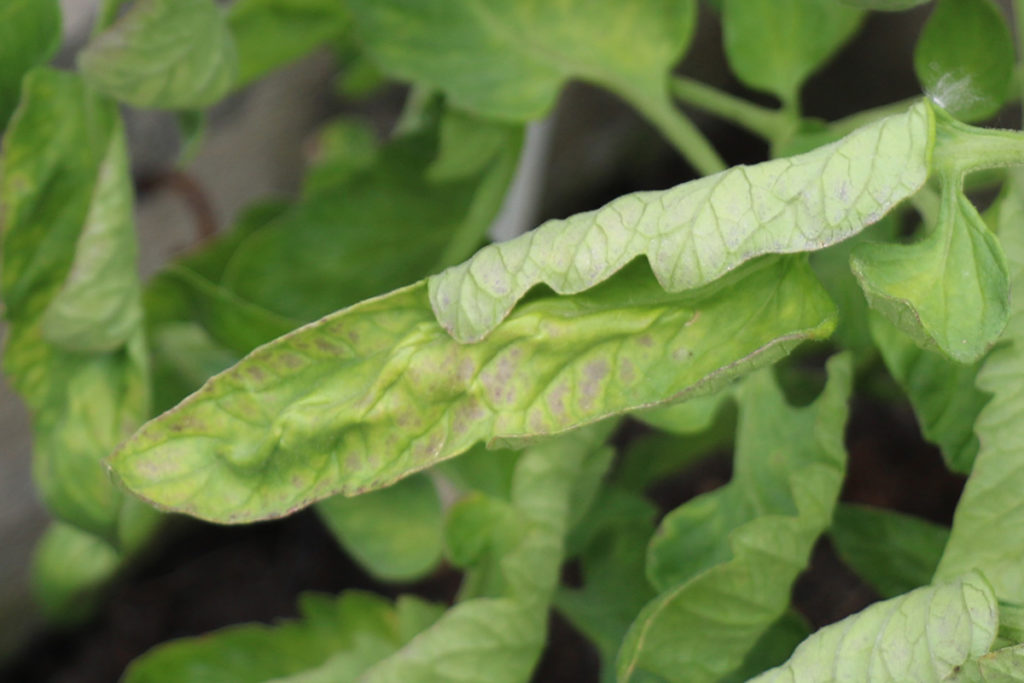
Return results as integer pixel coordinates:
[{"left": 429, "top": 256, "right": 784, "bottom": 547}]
[
  {"left": 109, "top": 256, "right": 835, "bottom": 524},
  {"left": 851, "top": 174, "right": 1009, "bottom": 363},
  {"left": 429, "top": 101, "right": 933, "bottom": 343}
]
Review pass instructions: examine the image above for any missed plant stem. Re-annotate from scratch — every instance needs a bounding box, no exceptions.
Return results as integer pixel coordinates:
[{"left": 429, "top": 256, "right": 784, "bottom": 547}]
[
  {"left": 669, "top": 76, "right": 787, "bottom": 142},
  {"left": 934, "top": 116, "right": 1024, "bottom": 175},
  {"left": 623, "top": 86, "right": 727, "bottom": 176}
]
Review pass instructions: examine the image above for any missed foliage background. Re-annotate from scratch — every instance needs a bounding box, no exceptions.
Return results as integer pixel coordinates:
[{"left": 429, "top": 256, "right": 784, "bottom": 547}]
[{"left": 0, "top": 1, "right": 1014, "bottom": 680}]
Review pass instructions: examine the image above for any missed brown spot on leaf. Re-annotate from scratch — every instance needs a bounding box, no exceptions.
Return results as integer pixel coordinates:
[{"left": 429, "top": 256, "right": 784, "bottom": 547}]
[
  {"left": 619, "top": 358, "right": 636, "bottom": 384},
  {"left": 672, "top": 347, "right": 692, "bottom": 362},
  {"left": 579, "top": 358, "right": 610, "bottom": 411},
  {"left": 546, "top": 380, "right": 569, "bottom": 418},
  {"left": 452, "top": 397, "right": 486, "bottom": 435}
]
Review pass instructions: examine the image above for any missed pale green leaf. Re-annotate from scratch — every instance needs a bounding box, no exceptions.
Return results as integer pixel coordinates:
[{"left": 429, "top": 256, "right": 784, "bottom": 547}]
[
  {"left": 914, "top": 0, "right": 1014, "bottom": 122},
  {"left": 851, "top": 174, "right": 1010, "bottom": 363},
  {"left": 109, "top": 255, "right": 836, "bottom": 524},
  {"left": 347, "top": 0, "right": 697, "bottom": 122},
  {"left": 0, "top": 0, "right": 60, "bottom": 129},
  {"left": 228, "top": 0, "right": 350, "bottom": 87},
  {"left": 361, "top": 427, "right": 611, "bottom": 683},
  {"left": 2, "top": 69, "right": 123, "bottom": 321},
  {"left": 750, "top": 571, "right": 999, "bottom": 682},
  {"left": 1, "top": 68, "right": 149, "bottom": 541},
  {"left": 122, "top": 591, "right": 443, "bottom": 683},
  {"left": 945, "top": 645, "right": 1024, "bottom": 682},
  {"left": 830, "top": 503, "right": 950, "bottom": 598},
  {"left": 721, "top": 0, "right": 864, "bottom": 106},
  {"left": 429, "top": 101, "right": 932, "bottom": 343},
  {"left": 870, "top": 313, "right": 988, "bottom": 473},
  {"left": 617, "top": 355, "right": 852, "bottom": 683},
  {"left": 78, "top": 0, "right": 238, "bottom": 109},
  {"left": 936, "top": 170, "right": 1024, "bottom": 601},
  {"left": 316, "top": 474, "right": 443, "bottom": 582},
  {"left": 13, "top": 330, "right": 151, "bottom": 540},
  {"left": 39, "top": 117, "right": 142, "bottom": 352},
  {"left": 30, "top": 522, "right": 121, "bottom": 625}
]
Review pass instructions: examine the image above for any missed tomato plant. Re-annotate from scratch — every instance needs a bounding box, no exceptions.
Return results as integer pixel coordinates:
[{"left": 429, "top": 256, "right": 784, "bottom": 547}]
[{"left": 5, "top": 0, "right": 1024, "bottom": 679}]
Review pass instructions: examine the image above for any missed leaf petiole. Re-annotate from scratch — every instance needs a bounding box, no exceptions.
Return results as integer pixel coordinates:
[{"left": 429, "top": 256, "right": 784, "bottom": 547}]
[
  {"left": 669, "top": 75, "right": 791, "bottom": 142},
  {"left": 617, "top": 83, "right": 727, "bottom": 176},
  {"left": 933, "top": 109, "right": 1024, "bottom": 176}
]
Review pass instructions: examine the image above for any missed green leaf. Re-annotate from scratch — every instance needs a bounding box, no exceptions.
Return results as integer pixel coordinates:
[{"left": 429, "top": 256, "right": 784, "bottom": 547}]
[
  {"left": 148, "top": 321, "right": 239, "bottom": 413},
  {"left": 946, "top": 645, "right": 1024, "bottom": 682},
  {"left": 751, "top": 571, "right": 999, "bottom": 682},
  {"left": 38, "top": 116, "right": 142, "bottom": 352},
  {"left": 1, "top": 68, "right": 150, "bottom": 541},
  {"left": 347, "top": 0, "right": 697, "bottom": 122},
  {"left": 841, "top": 0, "right": 932, "bottom": 9},
  {"left": 0, "top": 0, "right": 60, "bottom": 129},
  {"left": 630, "top": 387, "right": 732, "bottom": 435},
  {"left": 830, "top": 503, "right": 950, "bottom": 598},
  {"left": 722, "top": 611, "right": 812, "bottom": 682},
  {"left": 15, "top": 331, "right": 151, "bottom": 540},
  {"left": 109, "top": 255, "right": 836, "bottom": 524},
  {"left": 721, "top": 0, "right": 864, "bottom": 106},
  {"left": 810, "top": 216, "right": 899, "bottom": 360},
  {"left": 302, "top": 118, "right": 380, "bottom": 198},
  {"left": 935, "top": 171, "right": 1024, "bottom": 602},
  {"left": 443, "top": 494, "right": 524, "bottom": 584},
  {"left": 30, "top": 522, "right": 121, "bottom": 625},
  {"left": 221, "top": 114, "right": 521, "bottom": 321},
  {"left": 914, "top": 0, "right": 1014, "bottom": 122},
  {"left": 617, "top": 354, "right": 853, "bottom": 683},
  {"left": 2, "top": 69, "right": 124, "bottom": 323},
  {"left": 360, "top": 427, "right": 611, "bottom": 683},
  {"left": 151, "top": 264, "right": 299, "bottom": 355},
  {"left": 851, "top": 173, "right": 1010, "bottom": 363},
  {"left": 316, "top": 474, "right": 443, "bottom": 582},
  {"left": 429, "top": 101, "right": 932, "bottom": 343},
  {"left": 122, "top": 591, "right": 443, "bottom": 683},
  {"left": 615, "top": 405, "right": 735, "bottom": 493},
  {"left": 870, "top": 313, "right": 988, "bottom": 473},
  {"left": 228, "top": 0, "right": 350, "bottom": 88},
  {"left": 436, "top": 443, "right": 521, "bottom": 501},
  {"left": 78, "top": 0, "right": 238, "bottom": 109},
  {"left": 556, "top": 488, "right": 658, "bottom": 683}
]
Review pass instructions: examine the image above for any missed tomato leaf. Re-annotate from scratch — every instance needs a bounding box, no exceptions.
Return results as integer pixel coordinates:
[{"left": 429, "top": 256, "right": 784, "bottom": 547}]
[
  {"left": 78, "top": 0, "right": 238, "bottom": 109},
  {"left": 109, "top": 256, "right": 835, "bottom": 524},
  {"left": 430, "top": 102, "right": 932, "bottom": 343},
  {"left": 914, "top": 0, "right": 1014, "bottom": 122}
]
